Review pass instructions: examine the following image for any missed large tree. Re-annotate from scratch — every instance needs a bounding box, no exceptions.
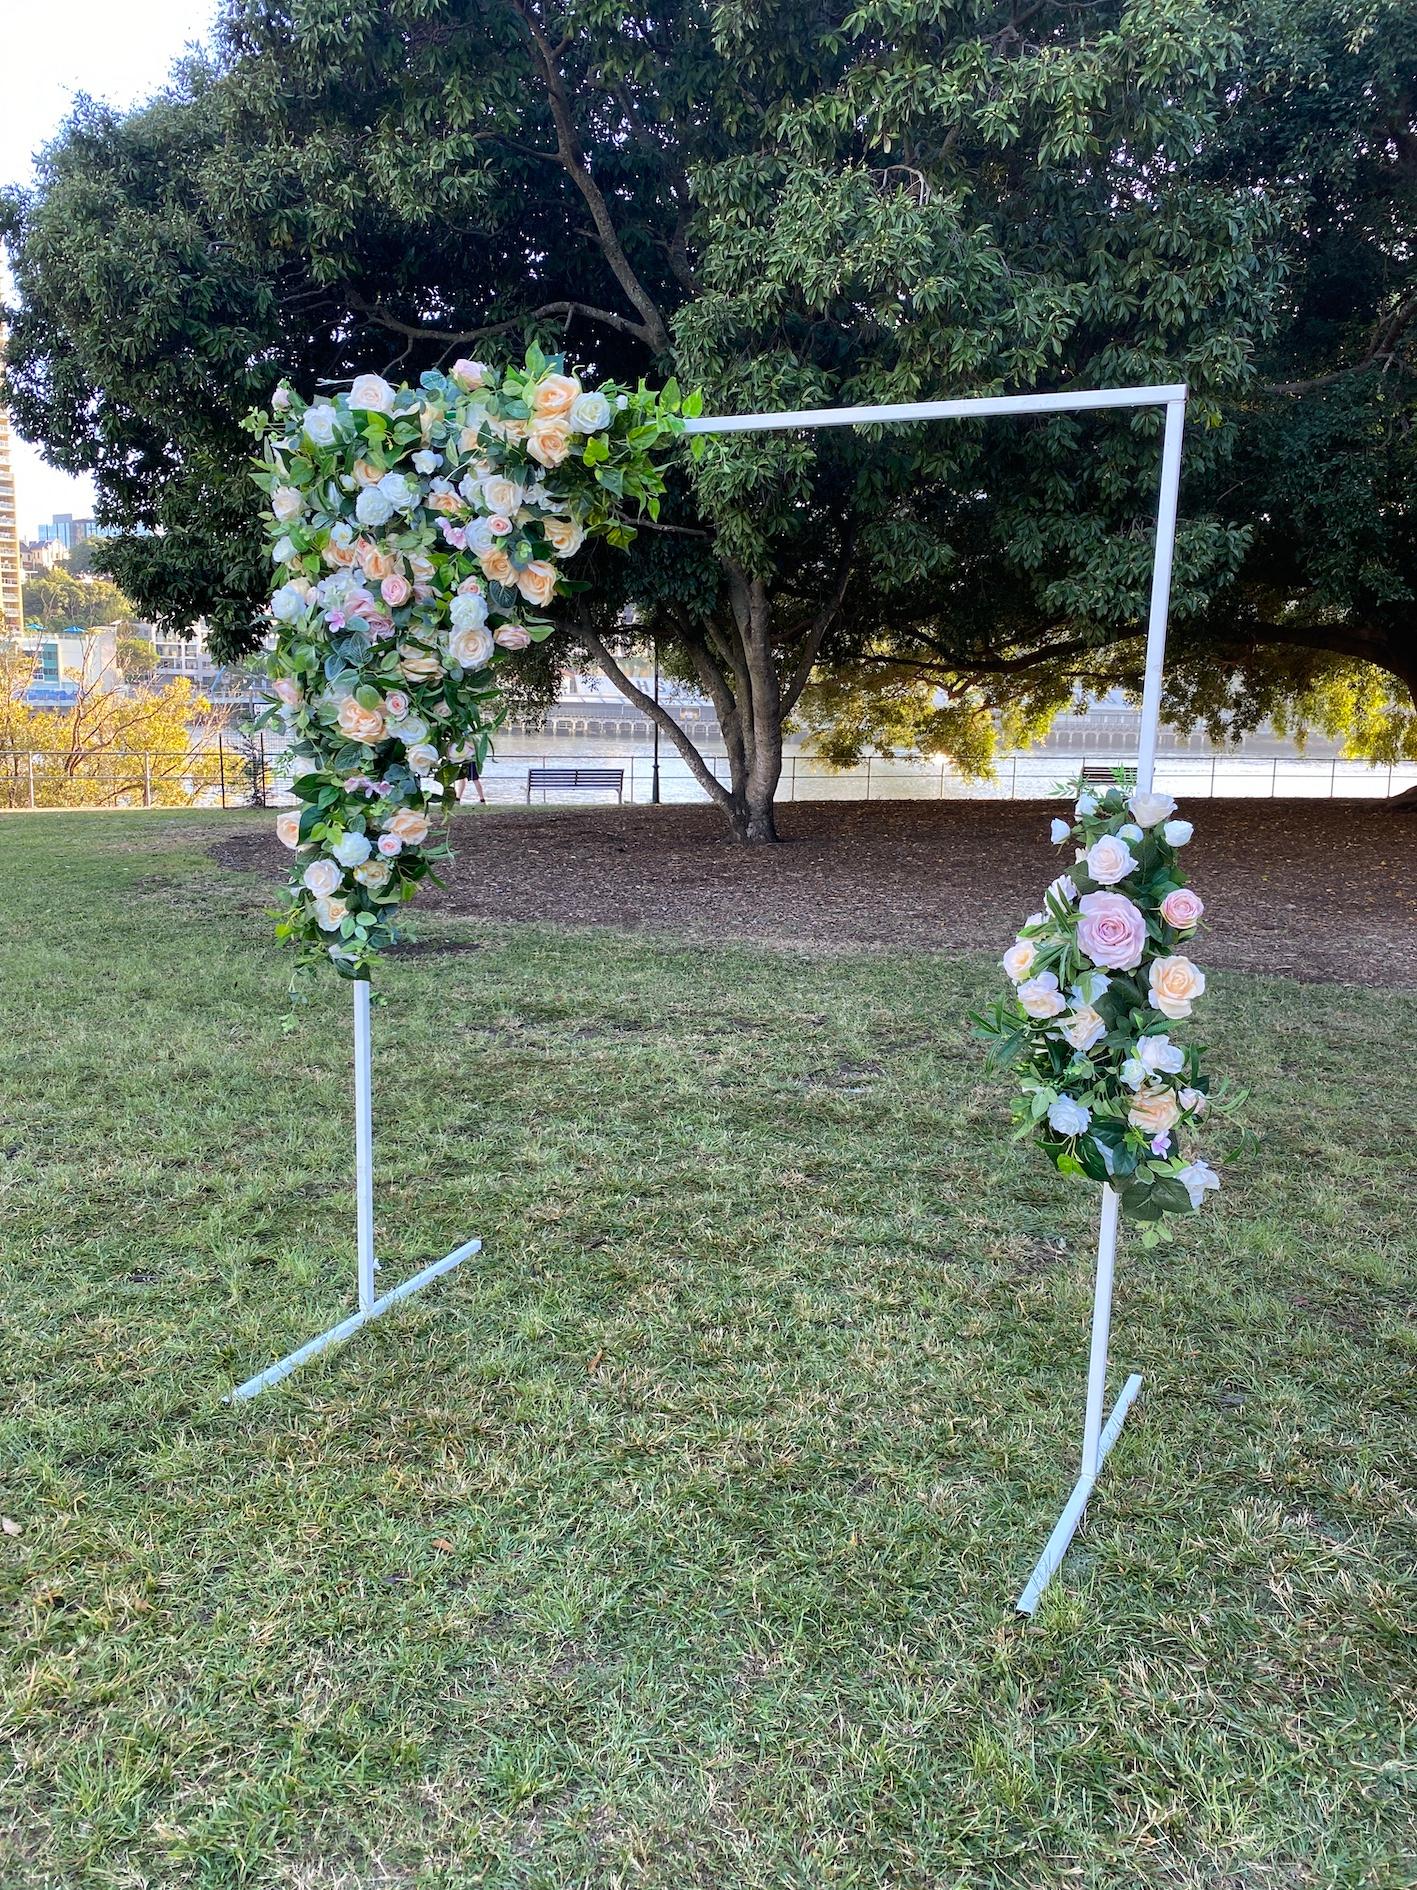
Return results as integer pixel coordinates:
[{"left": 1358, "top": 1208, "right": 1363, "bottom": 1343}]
[{"left": 3, "top": 0, "right": 1413, "bottom": 841}]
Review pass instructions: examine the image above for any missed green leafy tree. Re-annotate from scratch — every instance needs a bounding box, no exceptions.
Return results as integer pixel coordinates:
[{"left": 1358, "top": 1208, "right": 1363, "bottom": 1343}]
[
  {"left": 3, "top": 1, "right": 1412, "bottom": 841},
  {"left": 21, "top": 567, "right": 136, "bottom": 632}
]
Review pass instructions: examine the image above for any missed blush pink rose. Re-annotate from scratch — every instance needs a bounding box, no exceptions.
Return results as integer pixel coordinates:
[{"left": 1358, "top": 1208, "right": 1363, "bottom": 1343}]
[
  {"left": 380, "top": 573, "right": 412, "bottom": 607},
  {"left": 1075, "top": 891, "right": 1147, "bottom": 971},
  {"left": 1160, "top": 887, "right": 1204, "bottom": 931}
]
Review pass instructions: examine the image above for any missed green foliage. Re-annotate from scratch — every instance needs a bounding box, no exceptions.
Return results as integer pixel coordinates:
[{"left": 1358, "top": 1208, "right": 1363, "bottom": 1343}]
[
  {"left": 20, "top": 567, "right": 135, "bottom": 631},
  {"left": 2, "top": 0, "right": 1413, "bottom": 822}
]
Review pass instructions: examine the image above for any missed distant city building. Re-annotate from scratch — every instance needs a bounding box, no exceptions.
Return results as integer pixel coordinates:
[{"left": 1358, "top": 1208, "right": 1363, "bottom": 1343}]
[
  {"left": 14, "top": 627, "right": 121, "bottom": 704},
  {"left": 133, "top": 618, "right": 222, "bottom": 692},
  {"left": 0, "top": 339, "right": 23, "bottom": 639},
  {"left": 37, "top": 511, "right": 99, "bottom": 552}
]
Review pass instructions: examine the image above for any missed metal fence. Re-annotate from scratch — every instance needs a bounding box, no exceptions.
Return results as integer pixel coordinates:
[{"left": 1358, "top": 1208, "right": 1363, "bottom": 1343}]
[{"left": 2, "top": 739, "right": 1411, "bottom": 811}]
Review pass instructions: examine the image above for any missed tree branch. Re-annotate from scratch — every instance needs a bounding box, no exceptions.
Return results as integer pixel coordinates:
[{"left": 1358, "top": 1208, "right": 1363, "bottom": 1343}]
[
  {"left": 510, "top": 1, "right": 672, "bottom": 353},
  {"left": 574, "top": 615, "right": 732, "bottom": 807},
  {"left": 1263, "top": 290, "right": 1417, "bottom": 395},
  {"left": 347, "top": 291, "right": 654, "bottom": 348},
  {"left": 781, "top": 533, "right": 856, "bottom": 716}
]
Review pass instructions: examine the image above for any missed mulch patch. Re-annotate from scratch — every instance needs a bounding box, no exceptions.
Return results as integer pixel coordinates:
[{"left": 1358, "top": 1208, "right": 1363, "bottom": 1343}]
[{"left": 212, "top": 796, "right": 1417, "bottom": 988}]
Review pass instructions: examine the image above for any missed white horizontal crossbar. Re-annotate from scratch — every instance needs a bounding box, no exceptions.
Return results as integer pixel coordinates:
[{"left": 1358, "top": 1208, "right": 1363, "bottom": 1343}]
[
  {"left": 684, "top": 385, "right": 1187, "bottom": 436},
  {"left": 226, "top": 1236, "right": 481, "bottom": 1403},
  {"left": 1014, "top": 1371, "right": 1143, "bottom": 1616}
]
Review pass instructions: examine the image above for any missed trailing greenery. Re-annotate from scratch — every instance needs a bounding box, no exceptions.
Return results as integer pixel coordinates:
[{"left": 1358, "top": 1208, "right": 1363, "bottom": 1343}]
[{"left": 2, "top": 1, "right": 1414, "bottom": 843}]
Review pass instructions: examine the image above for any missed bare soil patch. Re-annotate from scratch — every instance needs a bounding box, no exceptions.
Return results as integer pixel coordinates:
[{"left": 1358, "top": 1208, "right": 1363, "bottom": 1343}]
[{"left": 212, "top": 797, "right": 1417, "bottom": 987}]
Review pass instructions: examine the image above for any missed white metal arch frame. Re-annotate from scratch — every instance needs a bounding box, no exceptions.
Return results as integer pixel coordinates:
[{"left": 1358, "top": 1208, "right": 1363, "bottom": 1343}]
[{"left": 228, "top": 381, "right": 1190, "bottom": 1619}]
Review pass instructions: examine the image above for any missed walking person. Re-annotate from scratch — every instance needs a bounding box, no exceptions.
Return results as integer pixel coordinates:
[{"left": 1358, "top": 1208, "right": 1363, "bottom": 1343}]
[{"left": 455, "top": 748, "right": 487, "bottom": 805}]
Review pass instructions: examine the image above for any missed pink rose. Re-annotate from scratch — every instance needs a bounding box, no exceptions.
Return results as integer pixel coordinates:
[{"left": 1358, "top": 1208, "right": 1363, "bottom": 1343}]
[
  {"left": 1075, "top": 891, "right": 1147, "bottom": 971},
  {"left": 380, "top": 574, "right": 412, "bottom": 607},
  {"left": 494, "top": 625, "right": 532, "bottom": 651},
  {"left": 1160, "top": 887, "right": 1204, "bottom": 931}
]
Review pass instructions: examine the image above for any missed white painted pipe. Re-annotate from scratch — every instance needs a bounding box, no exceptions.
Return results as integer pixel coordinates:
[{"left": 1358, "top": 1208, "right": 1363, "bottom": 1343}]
[
  {"left": 684, "top": 384, "right": 1188, "bottom": 438},
  {"left": 1015, "top": 1372, "right": 1143, "bottom": 1615},
  {"left": 1135, "top": 396, "right": 1187, "bottom": 793},
  {"left": 1081, "top": 1184, "right": 1121, "bottom": 1479},
  {"left": 226, "top": 1236, "right": 482, "bottom": 1403},
  {"left": 353, "top": 979, "right": 376, "bottom": 1312}
]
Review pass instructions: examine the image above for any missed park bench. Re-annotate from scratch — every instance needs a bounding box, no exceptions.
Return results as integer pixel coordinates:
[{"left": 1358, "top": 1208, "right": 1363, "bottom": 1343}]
[
  {"left": 1080, "top": 761, "right": 1135, "bottom": 789},
  {"left": 525, "top": 765, "right": 625, "bottom": 803}
]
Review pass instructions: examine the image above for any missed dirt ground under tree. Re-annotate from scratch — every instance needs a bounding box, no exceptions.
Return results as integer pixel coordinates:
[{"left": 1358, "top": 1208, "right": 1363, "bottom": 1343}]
[{"left": 216, "top": 796, "right": 1417, "bottom": 988}]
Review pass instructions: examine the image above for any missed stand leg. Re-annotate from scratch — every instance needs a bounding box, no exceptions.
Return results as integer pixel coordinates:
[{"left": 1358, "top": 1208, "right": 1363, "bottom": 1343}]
[{"left": 353, "top": 978, "right": 376, "bottom": 1312}]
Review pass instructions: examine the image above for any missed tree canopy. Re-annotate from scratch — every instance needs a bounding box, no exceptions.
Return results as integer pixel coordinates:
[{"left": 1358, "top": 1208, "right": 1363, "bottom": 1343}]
[
  {"left": 2, "top": 0, "right": 1413, "bottom": 838},
  {"left": 19, "top": 567, "right": 136, "bottom": 632}
]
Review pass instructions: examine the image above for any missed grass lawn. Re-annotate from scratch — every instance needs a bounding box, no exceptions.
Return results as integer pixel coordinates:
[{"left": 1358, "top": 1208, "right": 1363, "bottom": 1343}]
[{"left": 1, "top": 811, "right": 1413, "bottom": 1889}]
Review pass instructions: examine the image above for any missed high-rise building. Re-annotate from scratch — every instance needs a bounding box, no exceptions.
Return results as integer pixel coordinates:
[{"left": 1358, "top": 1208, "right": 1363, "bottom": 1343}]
[
  {"left": 37, "top": 512, "right": 98, "bottom": 551},
  {"left": 0, "top": 339, "right": 24, "bottom": 638}
]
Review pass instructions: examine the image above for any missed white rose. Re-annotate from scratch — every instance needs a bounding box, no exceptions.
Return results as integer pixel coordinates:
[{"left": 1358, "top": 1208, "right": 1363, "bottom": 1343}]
[
  {"left": 449, "top": 623, "right": 495, "bottom": 670},
  {"left": 1178, "top": 1085, "right": 1208, "bottom": 1116},
  {"left": 406, "top": 743, "right": 439, "bottom": 774},
  {"left": 1163, "top": 819, "right": 1194, "bottom": 847},
  {"left": 271, "top": 484, "right": 304, "bottom": 524},
  {"left": 349, "top": 373, "right": 396, "bottom": 414},
  {"left": 481, "top": 474, "right": 523, "bottom": 514},
  {"left": 449, "top": 591, "right": 488, "bottom": 633},
  {"left": 1175, "top": 1159, "right": 1221, "bottom": 1211},
  {"left": 1075, "top": 791, "right": 1097, "bottom": 816},
  {"left": 412, "top": 449, "right": 440, "bottom": 474},
  {"left": 568, "top": 389, "right": 612, "bottom": 434},
  {"left": 303, "top": 404, "right": 338, "bottom": 447},
  {"left": 388, "top": 714, "right": 429, "bottom": 748},
  {"left": 1047, "top": 873, "right": 1078, "bottom": 905},
  {"left": 464, "top": 517, "right": 499, "bottom": 556},
  {"left": 1069, "top": 970, "right": 1110, "bottom": 1004},
  {"left": 1128, "top": 790, "right": 1178, "bottom": 829},
  {"left": 271, "top": 584, "right": 309, "bottom": 624},
  {"left": 271, "top": 535, "right": 297, "bottom": 565},
  {"left": 1118, "top": 823, "right": 1143, "bottom": 843},
  {"left": 1085, "top": 835, "right": 1137, "bottom": 885},
  {"left": 377, "top": 471, "right": 415, "bottom": 512},
  {"left": 1137, "top": 1033, "right": 1185, "bottom": 1077},
  {"left": 331, "top": 831, "right": 372, "bottom": 868},
  {"left": 355, "top": 486, "right": 394, "bottom": 528},
  {"left": 1050, "top": 817, "right": 1072, "bottom": 844},
  {"left": 302, "top": 858, "right": 342, "bottom": 897},
  {"left": 1047, "top": 1095, "right": 1092, "bottom": 1137},
  {"left": 1120, "top": 1057, "right": 1146, "bottom": 1090},
  {"left": 271, "top": 384, "right": 292, "bottom": 412}
]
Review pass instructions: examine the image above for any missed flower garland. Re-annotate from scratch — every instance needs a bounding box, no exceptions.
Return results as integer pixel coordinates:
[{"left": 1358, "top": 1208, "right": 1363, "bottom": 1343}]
[
  {"left": 974, "top": 780, "right": 1243, "bottom": 1243},
  {"left": 243, "top": 349, "right": 698, "bottom": 981}
]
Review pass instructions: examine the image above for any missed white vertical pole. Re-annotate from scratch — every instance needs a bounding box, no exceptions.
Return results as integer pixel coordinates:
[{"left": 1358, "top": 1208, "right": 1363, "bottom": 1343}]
[
  {"left": 1080, "top": 1182, "right": 1121, "bottom": 1478},
  {"left": 1135, "top": 396, "right": 1187, "bottom": 794},
  {"left": 353, "top": 979, "right": 376, "bottom": 1312}
]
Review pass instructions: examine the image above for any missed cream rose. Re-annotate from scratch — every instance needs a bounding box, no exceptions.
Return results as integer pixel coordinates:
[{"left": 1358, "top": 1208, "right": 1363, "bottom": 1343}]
[
  {"left": 568, "top": 390, "right": 612, "bottom": 434},
  {"left": 276, "top": 810, "right": 302, "bottom": 849},
  {"left": 451, "top": 358, "right": 488, "bottom": 389},
  {"left": 1128, "top": 790, "right": 1178, "bottom": 829},
  {"left": 302, "top": 858, "right": 342, "bottom": 897},
  {"left": 271, "top": 484, "right": 303, "bottom": 523},
  {"left": 516, "top": 560, "right": 558, "bottom": 608},
  {"left": 398, "top": 646, "right": 444, "bottom": 683},
  {"left": 360, "top": 545, "right": 396, "bottom": 581},
  {"left": 481, "top": 474, "right": 523, "bottom": 515},
  {"left": 353, "top": 858, "right": 392, "bottom": 890},
  {"left": 1017, "top": 971, "right": 1066, "bottom": 1019},
  {"left": 1128, "top": 1082, "right": 1181, "bottom": 1137},
  {"left": 336, "top": 697, "right": 387, "bottom": 745},
  {"left": 350, "top": 373, "right": 396, "bottom": 414},
  {"left": 1057, "top": 1005, "right": 1106, "bottom": 1053},
  {"left": 386, "top": 808, "right": 430, "bottom": 847},
  {"left": 449, "top": 623, "right": 495, "bottom": 670},
  {"left": 312, "top": 893, "right": 350, "bottom": 932},
  {"left": 1001, "top": 937, "right": 1037, "bottom": 983},
  {"left": 1149, "top": 954, "right": 1206, "bottom": 1020},
  {"left": 531, "top": 372, "right": 581, "bottom": 417},
  {"left": 493, "top": 625, "right": 532, "bottom": 651}
]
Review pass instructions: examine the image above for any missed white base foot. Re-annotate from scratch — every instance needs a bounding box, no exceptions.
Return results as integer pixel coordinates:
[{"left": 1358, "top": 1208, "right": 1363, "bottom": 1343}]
[
  {"left": 1014, "top": 1372, "right": 1143, "bottom": 1616},
  {"left": 226, "top": 1236, "right": 481, "bottom": 1403}
]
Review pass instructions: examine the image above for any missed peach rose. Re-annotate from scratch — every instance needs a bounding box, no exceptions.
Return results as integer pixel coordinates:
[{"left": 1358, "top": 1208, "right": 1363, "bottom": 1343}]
[
  {"left": 429, "top": 489, "right": 463, "bottom": 514},
  {"left": 531, "top": 372, "right": 581, "bottom": 418},
  {"left": 352, "top": 458, "right": 383, "bottom": 488},
  {"left": 1160, "top": 887, "right": 1204, "bottom": 931},
  {"left": 324, "top": 537, "right": 359, "bottom": 569},
  {"left": 380, "top": 573, "right": 412, "bottom": 607},
  {"left": 276, "top": 810, "right": 302, "bottom": 849},
  {"left": 360, "top": 546, "right": 396, "bottom": 582},
  {"left": 398, "top": 646, "right": 444, "bottom": 683},
  {"left": 1149, "top": 954, "right": 1206, "bottom": 1019},
  {"left": 543, "top": 515, "right": 585, "bottom": 557},
  {"left": 1057, "top": 1005, "right": 1106, "bottom": 1053},
  {"left": 1128, "top": 1081, "right": 1181, "bottom": 1136},
  {"left": 271, "top": 677, "right": 303, "bottom": 709},
  {"left": 386, "top": 808, "right": 430, "bottom": 847},
  {"left": 1001, "top": 937, "right": 1036, "bottom": 983},
  {"left": 480, "top": 548, "right": 515, "bottom": 586},
  {"left": 527, "top": 417, "right": 572, "bottom": 468},
  {"left": 336, "top": 697, "right": 387, "bottom": 745},
  {"left": 1075, "top": 891, "right": 1147, "bottom": 971},
  {"left": 353, "top": 858, "right": 392, "bottom": 890},
  {"left": 312, "top": 893, "right": 350, "bottom": 932},
  {"left": 516, "top": 560, "right": 558, "bottom": 608}
]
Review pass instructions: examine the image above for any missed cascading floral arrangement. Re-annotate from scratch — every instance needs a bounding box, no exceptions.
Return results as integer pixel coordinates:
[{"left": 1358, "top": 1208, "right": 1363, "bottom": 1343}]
[
  {"left": 974, "top": 779, "right": 1243, "bottom": 1243},
  {"left": 242, "top": 348, "right": 698, "bottom": 982}
]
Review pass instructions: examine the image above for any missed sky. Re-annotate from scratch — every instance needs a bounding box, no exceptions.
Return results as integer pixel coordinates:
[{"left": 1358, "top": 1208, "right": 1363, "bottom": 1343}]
[{"left": 3, "top": 0, "right": 220, "bottom": 538}]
